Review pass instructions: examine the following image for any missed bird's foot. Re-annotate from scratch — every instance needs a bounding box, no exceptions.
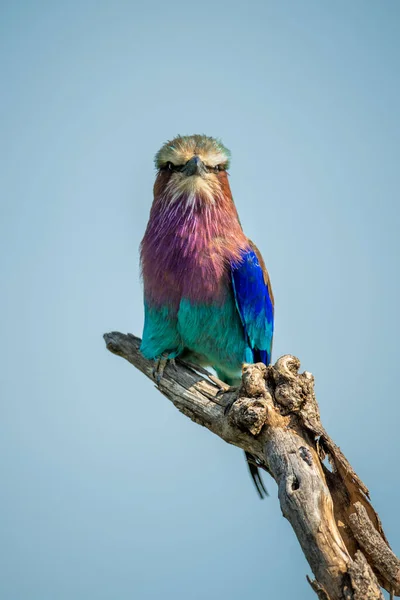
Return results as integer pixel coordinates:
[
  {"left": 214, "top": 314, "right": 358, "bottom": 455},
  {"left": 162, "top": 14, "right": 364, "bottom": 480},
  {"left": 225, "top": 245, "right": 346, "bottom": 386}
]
[
  {"left": 152, "top": 354, "right": 177, "bottom": 384},
  {"left": 212, "top": 383, "right": 240, "bottom": 414},
  {"left": 209, "top": 374, "right": 240, "bottom": 396},
  {"left": 216, "top": 384, "right": 239, "bottom": 396},
  {"left": 209, "top": 375, "right": 232, "bottom": 392},
  {"left": 223, "top": 393, "right": 240, "bottom": 415}
]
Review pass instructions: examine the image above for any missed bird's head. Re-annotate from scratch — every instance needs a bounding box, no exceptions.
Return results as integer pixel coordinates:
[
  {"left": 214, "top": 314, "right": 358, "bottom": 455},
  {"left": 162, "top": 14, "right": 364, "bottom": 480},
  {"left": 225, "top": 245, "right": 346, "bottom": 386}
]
[{"left": 154, "top": 134, "right": 231, "bottom": 206}]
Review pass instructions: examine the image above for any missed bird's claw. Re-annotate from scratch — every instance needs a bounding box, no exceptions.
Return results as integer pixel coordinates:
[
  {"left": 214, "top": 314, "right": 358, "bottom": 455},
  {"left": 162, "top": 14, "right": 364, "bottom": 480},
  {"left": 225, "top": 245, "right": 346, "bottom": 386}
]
[
  {"left": 224, "top": 397, "right": 237, "bottom": 415},
  {"left": 208, "top": 375, "right": 231, "bottom": 391},
  {"left": 152, "top": 355, "right": 176, "bottom": 384},
  {"left": 215, "top": 385, "right": 240, "bottom": 415},
  {"left": 216, "top": 384, "right": 239, "bottom": 398}
]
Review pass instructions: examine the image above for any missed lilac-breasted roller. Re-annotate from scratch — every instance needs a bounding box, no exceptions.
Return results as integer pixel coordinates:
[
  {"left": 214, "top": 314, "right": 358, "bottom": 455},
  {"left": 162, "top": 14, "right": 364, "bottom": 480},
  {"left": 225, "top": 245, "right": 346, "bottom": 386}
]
[{"left": 140, "top": 134, "right": 274, "bottom": 497}]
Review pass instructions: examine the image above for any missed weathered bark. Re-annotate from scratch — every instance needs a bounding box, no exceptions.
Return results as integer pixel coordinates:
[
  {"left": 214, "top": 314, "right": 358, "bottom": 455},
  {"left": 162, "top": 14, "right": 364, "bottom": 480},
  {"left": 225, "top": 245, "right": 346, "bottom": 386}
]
[{"left": 104, "top": 331, "right": 399, "bottom": 600}]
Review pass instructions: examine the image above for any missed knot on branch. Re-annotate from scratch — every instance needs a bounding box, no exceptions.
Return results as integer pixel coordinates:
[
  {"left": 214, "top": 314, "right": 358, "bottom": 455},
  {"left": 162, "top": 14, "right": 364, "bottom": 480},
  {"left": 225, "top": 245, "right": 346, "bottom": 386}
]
[
  {"left": 228, "top": 362, "right": 290, "bottom": 435},
  {"left": 272, "top": 355, "right": 316, "bottom": 415},
  {"left": 242, "top": 362, "right": 268, "bottom": 397},
  {"left": 228, "top": 396, "right": 269, "bottom": 436},
  {"left": 264, "top": 354, "right": 324, "bottom": 436}
]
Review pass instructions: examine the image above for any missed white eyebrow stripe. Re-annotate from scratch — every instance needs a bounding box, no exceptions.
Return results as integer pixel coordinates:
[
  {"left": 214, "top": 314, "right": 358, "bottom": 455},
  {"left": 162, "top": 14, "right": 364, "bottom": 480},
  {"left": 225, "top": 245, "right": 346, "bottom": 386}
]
[{"left": 158, "top": 148, "right": 228, "bottom": 168}]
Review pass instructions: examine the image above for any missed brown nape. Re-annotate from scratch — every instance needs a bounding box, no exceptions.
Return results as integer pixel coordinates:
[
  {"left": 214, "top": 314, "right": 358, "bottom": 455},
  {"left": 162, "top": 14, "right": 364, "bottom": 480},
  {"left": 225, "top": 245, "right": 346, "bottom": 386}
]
[{"left": 217, "top": 170, "right": 233, "bottom": 200}]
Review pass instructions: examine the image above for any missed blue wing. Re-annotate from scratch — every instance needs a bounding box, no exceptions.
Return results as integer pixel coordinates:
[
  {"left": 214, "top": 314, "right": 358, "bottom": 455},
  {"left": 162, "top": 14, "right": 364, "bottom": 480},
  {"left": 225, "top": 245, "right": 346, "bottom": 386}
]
[{"left": 231, "top": 243, "right": 274, "bottom": 366}]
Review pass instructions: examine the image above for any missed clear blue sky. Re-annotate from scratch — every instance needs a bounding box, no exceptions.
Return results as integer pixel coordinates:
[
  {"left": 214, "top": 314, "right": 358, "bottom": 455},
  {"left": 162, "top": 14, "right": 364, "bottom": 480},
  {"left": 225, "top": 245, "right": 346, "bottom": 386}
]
[{"left": 1, "top": 1, "right": 399, "bottom": 599}]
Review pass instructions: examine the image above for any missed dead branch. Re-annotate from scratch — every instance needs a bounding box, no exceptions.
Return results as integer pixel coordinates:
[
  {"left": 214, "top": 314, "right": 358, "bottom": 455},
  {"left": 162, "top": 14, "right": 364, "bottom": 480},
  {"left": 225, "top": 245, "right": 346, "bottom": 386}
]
[{"left": 104, "top": 331, "right": 399, "bottom": 600}]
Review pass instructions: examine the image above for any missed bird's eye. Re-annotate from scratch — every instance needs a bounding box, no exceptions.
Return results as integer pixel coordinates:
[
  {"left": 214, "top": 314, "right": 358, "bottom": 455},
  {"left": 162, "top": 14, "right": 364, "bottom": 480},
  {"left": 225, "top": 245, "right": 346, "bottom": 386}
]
[
  {"left": 163, "top": 161, "right": 185, "bottom": 173},
  {"left": 214, "top": 165, "right": 224, "bottom": 172}
]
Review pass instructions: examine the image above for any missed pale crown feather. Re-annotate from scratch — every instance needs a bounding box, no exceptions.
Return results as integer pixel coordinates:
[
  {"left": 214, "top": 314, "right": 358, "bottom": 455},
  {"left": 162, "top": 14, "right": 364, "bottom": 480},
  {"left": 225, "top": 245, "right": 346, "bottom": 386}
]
[{"left": 155, "top": 134, "right": 231, "bottom": 169}]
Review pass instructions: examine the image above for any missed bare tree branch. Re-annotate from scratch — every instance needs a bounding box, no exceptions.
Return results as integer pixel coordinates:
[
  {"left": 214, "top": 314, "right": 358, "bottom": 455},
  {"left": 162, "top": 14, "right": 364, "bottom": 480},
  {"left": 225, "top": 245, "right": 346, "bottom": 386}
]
[{"left": 104, "top": 331, "right": 399, "bottom": 599}]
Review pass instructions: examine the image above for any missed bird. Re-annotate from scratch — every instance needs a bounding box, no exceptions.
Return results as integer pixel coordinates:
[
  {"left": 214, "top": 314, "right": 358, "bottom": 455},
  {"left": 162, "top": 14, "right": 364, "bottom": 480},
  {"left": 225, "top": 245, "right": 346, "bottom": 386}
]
[{"left": 140, "top": 134, "right": 274, "bottom": 498}]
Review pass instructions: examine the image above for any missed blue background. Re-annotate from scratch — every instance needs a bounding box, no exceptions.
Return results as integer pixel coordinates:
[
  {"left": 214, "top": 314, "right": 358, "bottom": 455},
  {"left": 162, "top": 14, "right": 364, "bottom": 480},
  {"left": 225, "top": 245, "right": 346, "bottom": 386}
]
[{"left": 1, "top": 1, "right": 399, "bottom": 598}]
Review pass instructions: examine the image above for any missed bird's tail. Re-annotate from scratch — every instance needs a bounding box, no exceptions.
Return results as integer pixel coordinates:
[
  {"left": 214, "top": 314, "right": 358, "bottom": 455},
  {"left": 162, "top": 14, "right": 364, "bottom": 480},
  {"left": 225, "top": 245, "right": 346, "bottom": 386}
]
[{"left": 244, "top": 452, "right": 269, "bottom": 499}]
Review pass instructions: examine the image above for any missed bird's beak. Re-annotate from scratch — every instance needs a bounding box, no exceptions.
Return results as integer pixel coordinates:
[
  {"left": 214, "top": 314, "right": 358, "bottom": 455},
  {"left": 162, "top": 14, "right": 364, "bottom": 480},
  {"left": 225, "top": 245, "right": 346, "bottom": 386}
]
[{"left": 182, "top": 156, "right": 206, "bottom": 177}]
